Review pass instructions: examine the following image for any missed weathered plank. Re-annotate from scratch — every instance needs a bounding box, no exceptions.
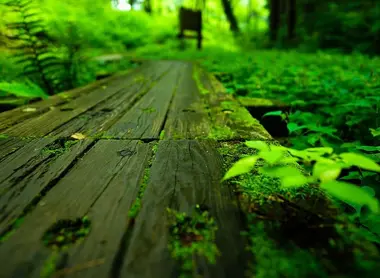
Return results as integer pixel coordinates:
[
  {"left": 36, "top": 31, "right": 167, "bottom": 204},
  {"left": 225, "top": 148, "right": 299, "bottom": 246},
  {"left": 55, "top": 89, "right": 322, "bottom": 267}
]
[
  {"left": 0, "top": 136, "right": 33, "bottom": 161},
  {"left": 0, "top": 138, "right": 93, "bottom": 235},
  {"left": 1, "top": 63, "right": 160, "bottom": 137},
  {"left": 197, "top": 65, "right": 272, "bottom": 141},
  {"left": 48, "top": 141, "right": 153, "bottom": 278},
  {"left": 120, "top": 140, "right": 248, "bottom": 278},
  {"left": 48, "top": 62, "right": 171, "bottom": 138},
  {"left": 105, "top": 61, "right": 182, "bottom": 140},
  {"left": 163, "top": 63, "right": 211, "bottom": 139},
  {"left": 0, "top": 72, "right": 132, "bottom": 132},
  {"left": 0, "top": 140, "right": 151, "bottom": 278}
]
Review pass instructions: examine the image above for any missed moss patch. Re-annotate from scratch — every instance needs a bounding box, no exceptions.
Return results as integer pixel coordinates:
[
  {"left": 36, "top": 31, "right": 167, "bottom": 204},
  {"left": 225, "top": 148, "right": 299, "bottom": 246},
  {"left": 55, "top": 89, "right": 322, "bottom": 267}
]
[
  {"left": 0, "top": 217, "right": 24, "bottom": 243},
  {"left": 41, "top": 138, "right": 78, "bottom": 156},
  {"left": 167, "top": 205, "right": 220, "bottom": 278},
  {"left": 192, "top": 64, "right": 209, "bottom": 95},
  {"left": 128, "top": 141, "right": 158, "bottom": 221},
  {"left": 41, "top": 216, "right": 91, "bottom": 250}
]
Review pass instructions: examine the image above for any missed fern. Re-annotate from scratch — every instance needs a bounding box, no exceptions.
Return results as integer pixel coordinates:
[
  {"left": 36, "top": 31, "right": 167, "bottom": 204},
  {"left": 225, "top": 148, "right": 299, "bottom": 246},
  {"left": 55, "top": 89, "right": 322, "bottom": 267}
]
[
  {"left": 4, "top": 0, "right": 65, "bottom": 95},
  {"left": 0, "top": 80, "right": 48, "bottom": 99}
]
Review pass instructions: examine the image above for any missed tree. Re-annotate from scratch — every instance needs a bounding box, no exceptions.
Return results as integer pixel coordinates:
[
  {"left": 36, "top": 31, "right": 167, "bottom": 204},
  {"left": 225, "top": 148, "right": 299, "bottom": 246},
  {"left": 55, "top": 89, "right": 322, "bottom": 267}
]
[
  {"left": 269, "top": 0, "right": 280, "bottom": 42},
  {"left": 220, "top": 0, "right": 240, "bottom": 33}
]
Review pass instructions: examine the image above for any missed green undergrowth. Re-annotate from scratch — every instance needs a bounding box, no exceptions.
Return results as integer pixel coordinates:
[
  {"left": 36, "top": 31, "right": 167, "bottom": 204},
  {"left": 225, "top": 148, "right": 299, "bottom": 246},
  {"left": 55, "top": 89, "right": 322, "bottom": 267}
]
[
  {"left": 218, "top": 141, "right": 380, "bottom": 277},
  {"left": 167, "top": 205, "right": 220, "bottom": 278}
]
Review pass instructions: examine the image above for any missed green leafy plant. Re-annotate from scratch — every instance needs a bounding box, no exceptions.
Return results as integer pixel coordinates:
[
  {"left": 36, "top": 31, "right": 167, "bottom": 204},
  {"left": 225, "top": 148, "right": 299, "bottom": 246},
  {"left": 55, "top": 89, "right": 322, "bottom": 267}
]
[
  {"left": 0, "top": 80, "right": 48, "bottom": 99},
  {"left": 4, "top": 0, "right": 66, "bottom": 95},
  {"left": 223, "top": 141, "right": 380, "bottom": 215}
]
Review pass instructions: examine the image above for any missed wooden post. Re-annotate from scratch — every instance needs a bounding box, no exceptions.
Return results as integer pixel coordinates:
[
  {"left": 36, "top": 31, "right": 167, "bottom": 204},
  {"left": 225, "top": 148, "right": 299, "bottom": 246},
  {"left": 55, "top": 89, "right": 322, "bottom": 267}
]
[{"left": 178, "top": 7, "right": 203, "bottom": 50}]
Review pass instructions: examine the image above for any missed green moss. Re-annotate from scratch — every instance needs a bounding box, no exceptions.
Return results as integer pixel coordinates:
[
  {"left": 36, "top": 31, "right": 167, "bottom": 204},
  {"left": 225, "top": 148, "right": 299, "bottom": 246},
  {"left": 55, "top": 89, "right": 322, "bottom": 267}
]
[
  {"left": 167, "top": 205, "right": 220, "bottom": 278},
  {"left": 41, "top": 216, "right": 91, "bottom": 250},
  {"left": 207, "top": 125, "right": 235, "bottom": 140},
  {"left": 128, "top": 167, "right": 150, "bottom": 219},
  {"left": 41, "top": 138, "right": 78, "bottom": 157},
  {"left": 128, "top": 142, "right": 158, "bottom": 220},
  {"left": 237, "top": 97, "right": 275, "bottom": 107},
  {"left": 141, "top": 107, "right": 156, "bottom": 113},
  {"left": 245, "top": 220, "right": 325, "bottom": 278},
  {"left": 192, "top": 65, "right": 209, "bottom": 95},
  {"left": 40, "top": 252, "right": 60, "bottom": 278},
  {"left": 159, "top": 130, "right": 165, "bottom": 140},
  {"left": 0, "top": 217, "right": 24, "bottom": 243},
  {"left": 0, "top": 133, "right": 9, "bottom": 139}
]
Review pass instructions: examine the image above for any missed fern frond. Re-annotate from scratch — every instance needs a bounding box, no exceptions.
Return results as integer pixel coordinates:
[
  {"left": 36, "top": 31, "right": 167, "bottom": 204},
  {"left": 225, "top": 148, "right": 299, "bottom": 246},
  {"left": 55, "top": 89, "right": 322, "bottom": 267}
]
[{"left": 0, "top": 80, "right": 48, "bottom": 99}]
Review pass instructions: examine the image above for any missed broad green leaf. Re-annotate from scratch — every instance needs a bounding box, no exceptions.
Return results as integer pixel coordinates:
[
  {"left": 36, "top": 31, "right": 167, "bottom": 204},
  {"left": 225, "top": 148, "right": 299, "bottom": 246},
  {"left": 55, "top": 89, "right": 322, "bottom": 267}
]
[
  {"left": 305, "top": 147, "right": 334, "bottom": 155},
  {"left": 369, "top": 128, "right": 380, "bottom": 137},
  {"left": 287, "top": 123, "right": 307, "bottom": 134},
  {"left": 356, "top": 145, "right": 380, "bottom": 152},
  {"left": 362, "top": 186, "right": 376, "bottom": 197},
  {"left": 313, "top": 161, "right": 341, "bottom": 182},
  {"left": 260, "top": 165, "right": 303, "bottom": 178},
  {"left": 320, "top": 180, "right": 380, "bottom": 213},
  {"left": 245, "top": 141, "right": 270, "bottom": 151},
  {"left": 222, "top": 156, "right": 258, "bottom": 181},
  {"left": 281, "top": 174, "right": 308, "bottom": 188},
  {"left": 340, "top": 153, "right": 380, "bottom": 172},
  {"left": 262, "top": 110, "right": 282, "bottom": 118},
  {"left": 259, "top": 150, "right": 285, "bottom": 164},
  {"left": 0, "top": 80, "right": 48, "bottom": 99}
]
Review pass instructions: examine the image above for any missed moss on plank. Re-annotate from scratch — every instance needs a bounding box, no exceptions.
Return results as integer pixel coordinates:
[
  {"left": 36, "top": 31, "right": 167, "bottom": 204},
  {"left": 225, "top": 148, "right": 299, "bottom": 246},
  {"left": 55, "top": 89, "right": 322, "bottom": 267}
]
[
  {"left": 41, "top": 138, "right": 78, "bottom": 156},
  {"left": 128, "top": 141, "right": 158, "bottom": 220},
  {"left": 167, "top": 204, "right": 220, "bottom": 278}
]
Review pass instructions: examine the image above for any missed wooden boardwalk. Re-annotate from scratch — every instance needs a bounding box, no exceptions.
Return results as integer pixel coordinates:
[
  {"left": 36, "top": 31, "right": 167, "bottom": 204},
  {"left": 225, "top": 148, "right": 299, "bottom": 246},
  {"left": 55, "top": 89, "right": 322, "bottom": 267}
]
[
  {"left": 0, "top": 61, "right": 271, "bottom": 278},
  {"left": 0, "top": 60, "right": 274, "bottom": 278}
]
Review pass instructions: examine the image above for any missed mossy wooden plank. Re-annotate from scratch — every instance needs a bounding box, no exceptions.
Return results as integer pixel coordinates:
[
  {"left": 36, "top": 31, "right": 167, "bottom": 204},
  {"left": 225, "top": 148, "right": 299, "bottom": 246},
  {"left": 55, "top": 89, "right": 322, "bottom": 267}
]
[
  {"left": 0, "top": 140, "right": 149, "bottom": 278},
  {"left": 50, "top": 141, "right": 153, "bottom": 278},
  {"left": 1, "top": 65, "right": 153, "bottom": 138},
  {"left": 48, "top": 62, "right": 171, "bottom": 138},
  {"left": 120, "top": 140, "right": 247, "bottom": 278},
  {"left": 0, "top": 136, "right": 33, "bottom": 160},
  {"left": 0, "top": 138, "right": 93, "bottom": 236},
  {"left": 105, "top": 61, "right": 182, "bottom": 140},
  {"left": 197, "top": 65, "right": 272, "bottom": 141},
  {"left": 0, "top": 72, "right": 131, "bottom": 132},
  {"left": 163, "top": 63, "right": 211, "bottom": 139}
]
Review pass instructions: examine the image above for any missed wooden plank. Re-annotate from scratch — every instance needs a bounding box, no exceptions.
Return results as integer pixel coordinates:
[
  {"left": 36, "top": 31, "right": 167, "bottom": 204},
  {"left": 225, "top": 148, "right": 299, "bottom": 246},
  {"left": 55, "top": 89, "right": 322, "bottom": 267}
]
[
  {"left": 163, "top": 62, "right": 211, "bottom": 139},
  {"left": 53, "top": 141, "right": 153, "bottom": 278},
  {"left": 0, "top": 138, "right": 94, "bottom": 235},
  {"left": 48, "top": 62, "right": 172, "bottom": 138},
  {"left": 1, "top": 63, "right": 158, "bottom": 137},
  {"left": 120, "top": 140, "right": 248, "bottom": 278},
  {"left": 197, "top": 64, "right": 273, "bottom": 141},
  {"left": 0, "top": 72, "right": 132, "bottom": 132},
  {"left": 0, "top": 136, "right": 33, "bottom": 161},
  {"left": 105, "top": 61, "right": 182, "bottom": 140},
  {"left": 0, "top": 140, "right": 151, "bottom": 278}
]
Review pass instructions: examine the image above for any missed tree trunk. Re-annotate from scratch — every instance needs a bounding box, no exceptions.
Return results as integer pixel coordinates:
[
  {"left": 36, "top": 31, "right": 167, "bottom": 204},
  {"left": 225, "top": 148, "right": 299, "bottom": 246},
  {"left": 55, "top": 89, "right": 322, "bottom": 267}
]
[
  {"left": 144, "top": 0, "right": 152, "bottom": 13},
  {"left": 287, "top": 0, "right": 296, "bottom": 40},
  {"left": 269, "top": 0, "right": 281, "bottom": 41},
  {"left": 220, "top": 0, "right": 240, "bottom": 33}
]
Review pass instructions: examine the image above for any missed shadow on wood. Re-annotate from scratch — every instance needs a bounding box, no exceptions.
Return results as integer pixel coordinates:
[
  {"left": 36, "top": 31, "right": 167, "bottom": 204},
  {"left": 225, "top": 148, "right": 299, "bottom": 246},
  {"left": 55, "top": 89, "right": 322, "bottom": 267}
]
[{"left": 178, "top": 7, "right": 202, "bottom": 50}]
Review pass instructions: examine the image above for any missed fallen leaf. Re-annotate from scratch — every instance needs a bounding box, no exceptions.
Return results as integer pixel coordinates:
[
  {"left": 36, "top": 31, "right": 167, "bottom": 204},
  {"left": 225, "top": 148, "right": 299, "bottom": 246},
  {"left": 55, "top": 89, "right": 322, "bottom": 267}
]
[
  {"left": 22, "top": 107, "right": 37, "bottom": 112},
  {"left": 71, "top": 133, "right": 86, "bottom": 140}
]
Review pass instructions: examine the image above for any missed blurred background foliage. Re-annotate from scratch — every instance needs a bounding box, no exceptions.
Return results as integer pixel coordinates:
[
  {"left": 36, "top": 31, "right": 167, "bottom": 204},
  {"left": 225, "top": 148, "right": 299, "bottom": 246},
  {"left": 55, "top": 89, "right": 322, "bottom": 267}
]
[{"left": 0, "top": 0, "right": 379, "bottom": 106}]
